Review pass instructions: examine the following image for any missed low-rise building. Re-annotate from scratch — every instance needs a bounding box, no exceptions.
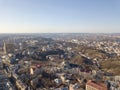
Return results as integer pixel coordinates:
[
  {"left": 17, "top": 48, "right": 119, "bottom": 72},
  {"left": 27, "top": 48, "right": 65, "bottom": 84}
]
[{"left": 86, "top": 80, "right": 107, "bottom": 90}]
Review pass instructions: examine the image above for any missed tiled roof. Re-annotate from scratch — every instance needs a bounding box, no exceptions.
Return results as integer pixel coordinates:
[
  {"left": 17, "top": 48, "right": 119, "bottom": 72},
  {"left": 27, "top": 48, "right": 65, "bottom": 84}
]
[{"left": 86, "top": 80, "right": 107, "bottom": 90}]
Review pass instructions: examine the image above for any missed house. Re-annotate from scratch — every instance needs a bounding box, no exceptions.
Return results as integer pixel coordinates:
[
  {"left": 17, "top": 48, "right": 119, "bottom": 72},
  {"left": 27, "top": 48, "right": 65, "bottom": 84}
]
[{"left": 86, "top": 80, "right": 107, "bottom": 90}]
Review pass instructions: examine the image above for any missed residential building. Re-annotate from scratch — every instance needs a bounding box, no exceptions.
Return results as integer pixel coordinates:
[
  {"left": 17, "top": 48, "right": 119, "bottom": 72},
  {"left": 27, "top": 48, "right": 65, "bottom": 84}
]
[{"left": 86, "top": 80, "right": 107, "bottom": 90}]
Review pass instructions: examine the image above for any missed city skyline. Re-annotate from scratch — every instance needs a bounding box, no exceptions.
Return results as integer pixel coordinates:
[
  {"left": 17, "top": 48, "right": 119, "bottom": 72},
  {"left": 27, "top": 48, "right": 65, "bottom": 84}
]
[{"left": 0, "top": 0, "right": 120, "bottom": 33}]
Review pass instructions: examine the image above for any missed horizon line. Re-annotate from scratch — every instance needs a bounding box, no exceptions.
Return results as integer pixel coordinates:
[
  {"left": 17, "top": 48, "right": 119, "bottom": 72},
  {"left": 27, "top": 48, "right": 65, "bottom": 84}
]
[{"left": 0, "top": 32, "right": 120, "bottom": 34}]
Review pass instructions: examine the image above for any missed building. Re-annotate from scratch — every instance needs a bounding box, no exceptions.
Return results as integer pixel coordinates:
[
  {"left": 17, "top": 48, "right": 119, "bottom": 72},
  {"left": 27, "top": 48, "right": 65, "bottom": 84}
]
[
  {"left": 69, "top": 83, "right": 80, "bottom": 90},
  {"left": 86, "top": 80, "right": 107, "bottom": 90},
  {"left": 0, "top": 59, "right": 3, "bottom": 69},
  {"left": 3, "top": 40, "right": 7, "bottom": 54},
  {"left": 114, "top": 76, "right": 120, "bottom": 81},
  {"left": 16, "top": 80, "right": 27, "bottom": 90},
  {"left": 3, "top": 40, "right": 15, "bottom": 54},
  {"left": 0, "top": 75, "right": 8, "bottom": 90}
]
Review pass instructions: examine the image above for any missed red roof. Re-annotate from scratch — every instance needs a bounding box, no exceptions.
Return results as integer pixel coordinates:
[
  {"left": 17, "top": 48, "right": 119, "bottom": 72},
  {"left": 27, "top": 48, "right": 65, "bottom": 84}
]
[{"left": 86, "top": 80, "right": 107, "bottom": 90}]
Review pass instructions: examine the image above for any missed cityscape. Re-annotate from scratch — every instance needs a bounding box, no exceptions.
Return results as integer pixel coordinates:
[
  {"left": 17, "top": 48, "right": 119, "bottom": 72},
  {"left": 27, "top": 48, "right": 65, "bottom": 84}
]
[
  {"left": 0, "top": 33, "right": 120, "bottom": 90},
  {"left": 0, "top": 0, "right": 120, "bottom": 90}
]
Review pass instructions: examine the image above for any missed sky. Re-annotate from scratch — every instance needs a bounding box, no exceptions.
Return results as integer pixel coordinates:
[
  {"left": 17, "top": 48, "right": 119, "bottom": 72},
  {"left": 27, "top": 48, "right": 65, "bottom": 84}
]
[{"left": 0, "top": 0, "right": 120, "bottom": 33}]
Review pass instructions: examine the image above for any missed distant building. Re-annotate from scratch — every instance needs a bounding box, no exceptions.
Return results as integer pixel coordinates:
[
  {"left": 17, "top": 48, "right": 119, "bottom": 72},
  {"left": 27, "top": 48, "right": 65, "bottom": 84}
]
[
  {"left": 19, "top": 42, "right": 23, "bottom": 50},
  {"left": 6, "top": 43, "right": 15, "bottom": 53},
  {"left": 114, "top": 76, "right": 120, "bottom": 81},
  {"left": 30, "top": 67, "right": 34, "bottom": 75},
  {"left": 16, "top": 80, "right": 27, "bottom": 90},
  {"left": 0, "top": 59, "right": 3, "bottom": 69},
  {"left": 3, "top": 40, "right": 7, "bottom": 54},
  {"left": 3, "top": 40, "right": 15, "bottom": 54},
  {"left": 86, "top": 80, "right": 107, "bottom": 90}
]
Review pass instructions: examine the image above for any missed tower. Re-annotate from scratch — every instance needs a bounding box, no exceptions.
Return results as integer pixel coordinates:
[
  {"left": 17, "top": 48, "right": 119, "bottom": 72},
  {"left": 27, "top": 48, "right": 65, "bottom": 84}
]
[
  {"left": 19, "top": 42, "right": 22, "bottom": 50},
  {"left": 3, "top": 40, "right": 7, "bottom": 54}
]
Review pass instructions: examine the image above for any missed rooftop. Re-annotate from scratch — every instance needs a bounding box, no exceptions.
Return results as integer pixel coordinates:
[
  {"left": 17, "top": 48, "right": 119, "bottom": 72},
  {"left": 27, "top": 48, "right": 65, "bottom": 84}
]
[{"left": 86, "top": 80, "right": 107, "bottom": 90}]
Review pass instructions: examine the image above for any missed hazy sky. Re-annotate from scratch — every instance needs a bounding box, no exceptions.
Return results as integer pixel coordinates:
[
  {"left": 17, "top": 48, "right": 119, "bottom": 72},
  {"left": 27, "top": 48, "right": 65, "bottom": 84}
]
[{"left": 0, "top": 0, "right": 120, "bottom": 33}]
